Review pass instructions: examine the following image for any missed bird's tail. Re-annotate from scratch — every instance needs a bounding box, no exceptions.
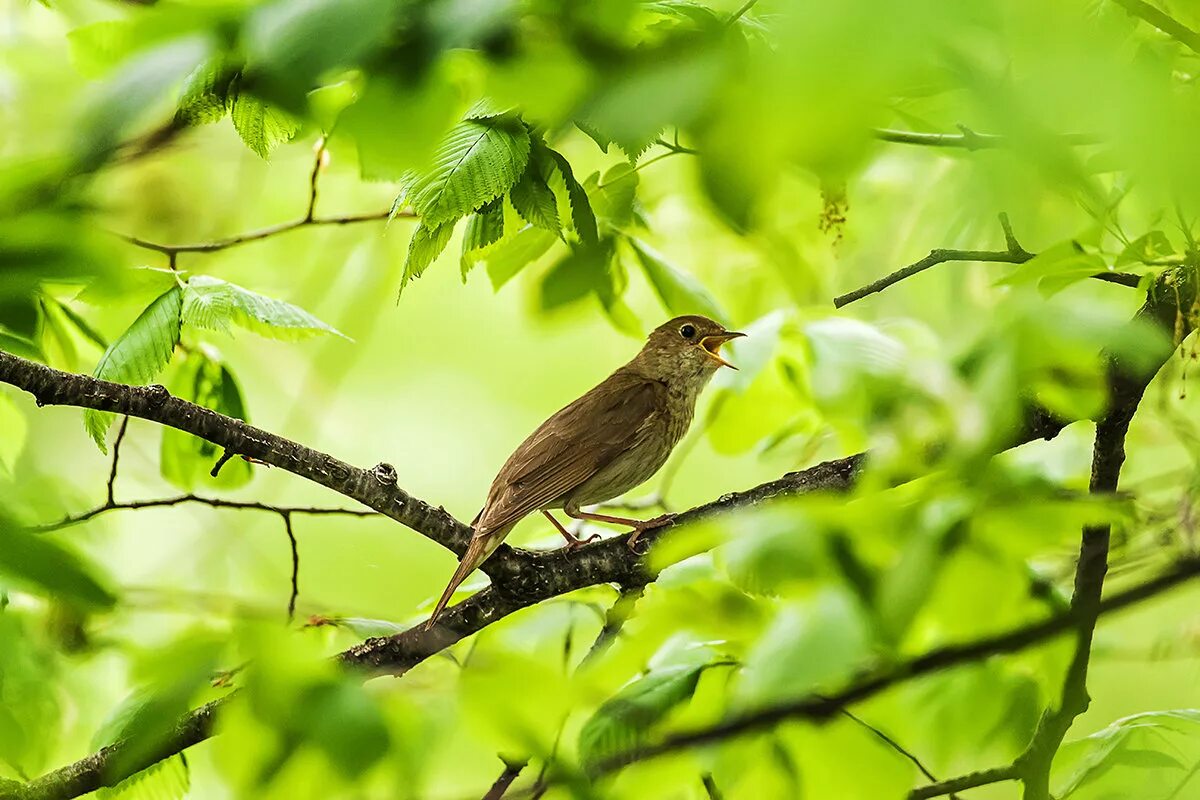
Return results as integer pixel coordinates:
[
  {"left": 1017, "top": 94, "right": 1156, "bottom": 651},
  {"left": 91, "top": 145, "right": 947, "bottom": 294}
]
[{"left": 426, "top": 528, "right": 504, "bottom": 630}]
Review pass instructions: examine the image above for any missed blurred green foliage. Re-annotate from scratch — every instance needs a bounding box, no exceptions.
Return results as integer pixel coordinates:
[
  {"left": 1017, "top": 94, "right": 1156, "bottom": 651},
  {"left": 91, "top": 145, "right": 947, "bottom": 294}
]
[{"left": 3, "top": 0, "right": 1200, "bottom": 797}]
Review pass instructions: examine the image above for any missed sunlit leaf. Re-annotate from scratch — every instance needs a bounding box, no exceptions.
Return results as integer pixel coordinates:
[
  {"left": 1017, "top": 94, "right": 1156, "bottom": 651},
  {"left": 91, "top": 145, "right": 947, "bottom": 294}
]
[
  {"left": 160, "top": 350, "right": 251, "bottom": 490},
  {"left": 407, "top": 118, "right": 531, "bottom": 227},
  {"left": 182, "top": 276, "right": 347, "bottom": 340},
  {"left": 401, "top": 221, "right": 455, "bottom": 291},
  {"left": 0, "top": 522, "right": 116, "bottom": 609},
  {"left": 229, "top": 86, "right": 300, "bottom": 159},
  {"left": 628, "top": 237, "right": 724, "bottom": 320},
  {"left": 461, "top": 198, "right": 505, "bottom": 278},
  {"left": 85, "top": 287, "right": 184, "bottom": 451}
]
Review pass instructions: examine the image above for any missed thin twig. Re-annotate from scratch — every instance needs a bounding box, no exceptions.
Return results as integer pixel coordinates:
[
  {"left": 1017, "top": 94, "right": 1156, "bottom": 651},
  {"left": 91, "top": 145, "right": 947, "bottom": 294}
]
[
  {"left": 701, "top": 773, "right": 724, "bottom": 800},
  {"left": 841, "top": 711, "right": 956, "bottom": 797},
  {"left": 1109, "top": 0, "right": 1200, "bottom": 55},
  {"left": 833, "top": 213, "right": 1140, "bottom": 308},
  {"left": 482, "top": 759, "right": 528, "bottom": 800},
  {"left": 306, "top": 136, "right": 328, "bottom": 223},
  {"left": 36, "top": 493, "right": 376, "bottom": 533},
  {"left": 724, "top": 0, "right": 758, "bottom": 26},
  {"left": 281, "top": 511, "right": 299, "bottom": 621},
  {"left": 106, "top": 416, "right": 130, "bottom": 506},
  {"left": 587, "top": 556, "right": 1200, "bottom": 777},
  {"left": 115, "top": 211, "right": 408, "bottom": 257},
  {"left": 908, "top": 765, "right": 1020, "bottom": 800},
  {"left": 873, "top": 126, "right": 1098, "bottom": 150},
  {"left": 579, "top": 584, "right": 646, "bottom": 668}
]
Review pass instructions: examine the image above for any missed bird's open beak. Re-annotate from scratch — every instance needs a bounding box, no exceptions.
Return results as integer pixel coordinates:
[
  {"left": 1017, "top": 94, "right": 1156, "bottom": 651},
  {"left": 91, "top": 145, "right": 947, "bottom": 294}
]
[{"left": 699, "top": 331, "right": 746, "bottom": 369}]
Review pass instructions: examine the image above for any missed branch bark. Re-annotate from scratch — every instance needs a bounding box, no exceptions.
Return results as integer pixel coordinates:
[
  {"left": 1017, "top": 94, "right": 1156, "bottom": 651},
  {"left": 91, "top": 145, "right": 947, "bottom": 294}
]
[{"left": 1, "top": 264, "right": 1193, "bottom": 800}]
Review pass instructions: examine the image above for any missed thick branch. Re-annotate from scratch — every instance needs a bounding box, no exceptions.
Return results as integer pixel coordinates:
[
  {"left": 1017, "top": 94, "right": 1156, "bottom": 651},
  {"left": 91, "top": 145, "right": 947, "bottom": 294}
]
[
  {"left": 908, "top": 765, "right": 1020, "bottom": 799},
  {"left": 0, "top": 351, "right": 481, "bottom": 560}
]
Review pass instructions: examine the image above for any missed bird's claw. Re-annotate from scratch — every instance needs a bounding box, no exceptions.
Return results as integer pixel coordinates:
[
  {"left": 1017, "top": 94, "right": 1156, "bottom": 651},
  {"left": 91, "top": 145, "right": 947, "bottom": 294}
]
[
  {"left": 565, "top": 532, "right": 601, "bottom": 552},
  {"left": 626, "top": 513, "right": 676, "bottom": 554}
]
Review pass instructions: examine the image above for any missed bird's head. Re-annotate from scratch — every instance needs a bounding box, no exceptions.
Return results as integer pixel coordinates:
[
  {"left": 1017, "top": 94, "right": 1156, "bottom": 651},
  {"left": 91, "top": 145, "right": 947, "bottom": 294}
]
[{"left": 633, "top": 315, "right": 745, "bottom": 384}]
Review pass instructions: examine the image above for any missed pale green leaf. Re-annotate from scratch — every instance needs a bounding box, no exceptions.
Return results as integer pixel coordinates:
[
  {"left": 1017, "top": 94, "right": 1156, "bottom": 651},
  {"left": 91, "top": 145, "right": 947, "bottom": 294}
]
[
  {"left": 547, "top": 149, "right": 598, "bottom": 244},
  {"left": 229, "top": 87, "right": 300, "bottom": 159},
  {"left": 578, "top": 664, "right": 706, "bottom": 770},
  {"left": 484, "top": 225, "right": 558, "bottom": 290},
  {"left": 461, "top": 198, "right": 505, "bottom": 279},
  {"left": 628, "top": 237, "right": 724, "bottom": 320},
  {"left": 0, "top": 522, "right": 116, "bottom": 609},
  {"left": 160, "top": 350, "right": 251, "bottom": 491},
  {"left": 407, "top": 118, "right": 531, "bottom": 226},
  {"left": 182, "top": 276, "right": 347, "bottom": 340},
  {"left": 401, "top": 222, "right": 455, "bottom": 291},
  {"left": 85, "top": 287, "right": 184, "bottom": 451},
  {"left": 509, "top": 161, "right": 561, "bottom": 233}
]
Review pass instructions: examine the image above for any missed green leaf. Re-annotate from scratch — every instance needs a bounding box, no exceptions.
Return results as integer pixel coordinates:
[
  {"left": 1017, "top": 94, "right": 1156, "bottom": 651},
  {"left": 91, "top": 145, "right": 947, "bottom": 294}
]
[
  {"left": 407, "top": 118, "right": 531, "bottom": 226},
  {"left": 182, "top": 276, "right": 347, "bottom": 340},
  {"left": 0, "top": 523, "right": 116, "bottom": 609},
  {"left": 1054, "top": 710, "right": 1200, "bottom": 799},
  {"left": 998, "top": 241, "right": 1105, "bottom": 297},
  {"left": 229, "top": 86, "right": 300, "bottom": 160},
  {"left": 298, "top": 681, "right": 391, "bottom": 778},
  {"left": 461, "top": 198, "right": 505, "bottom": 279},
  {"left": 628, "top": 237, "right": 724, "bottom": 320},
  {"left": 1116, "top": 231, "right": 1173, "bottom": 267},
  {"left": 85, "top": 287, "right": 184, "bottom": 451},
  {"left": 734, "top": 590, "right": 869, "bottom": 709},
  {"left": 401, "top": 222, "right": 455, "bottom": 292},
  {"left": 578, "top": 664, "right": 706, "bottom": 770},
  {"left": 588, "top": 163, "right": 639, "bottom": 226},
  {"left": 540, "top": 241, "right": 614, "bottom": 311},
  {"left": 509, "top": 159, "right": 561, "bottom": 234},
  {"left": 547, "top": 149, "right": 598, "bottom": 244},
  {"left": 176, "top": 58, "right": 234, "bottom": 125},
  {"left": 0, "top": 392, "right": 26, "bottom": 477},
  {"left": 161, "top": 350, "right": 251, "bottom": 491},
  {"left": 484, "top": 225, "right": 559, "bottom": 290}
]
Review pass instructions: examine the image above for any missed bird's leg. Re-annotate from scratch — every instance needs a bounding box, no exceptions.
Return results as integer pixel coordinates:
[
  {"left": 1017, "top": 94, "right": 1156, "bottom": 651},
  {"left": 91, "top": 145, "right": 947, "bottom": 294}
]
[
  {"left": 542, "top": 511, "right": 600, "bottom": 551},
  {"left": 564, "top": 509, "right": 677, "bottom": 553}
]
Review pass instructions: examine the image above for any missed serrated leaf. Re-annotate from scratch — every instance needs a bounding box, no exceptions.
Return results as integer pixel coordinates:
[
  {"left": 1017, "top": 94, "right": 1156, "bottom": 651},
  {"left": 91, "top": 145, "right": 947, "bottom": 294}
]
[
  {"left": 546, "top": 149, "right": 598, "bottom": 244},
  {"left": 85, "top": 287, "right": 183, "bottom": 451},
  {"left": 182, "top": 276, "right": 347, "bottom": 340},
  {"left": 400, "top": 222, "right": 455, "bottom": 292},
  {"left": 176, "top": 58, "right": 234, "bottom": 126},
  {"left": 0, "top": 522, "right": 116, "bottom": 609},
  {"left": 161, "top": 351, "right": 251, "bottom": 491},
  {"left": 229, "top": 87, "right": 300, "bottom": 159},
  {"left": 461, "top": 198, "right": 505, "bottom": 279},
  {"left": 578, "top": 664, "right": 706, "bottom": 770},
  {"left": 628, "top": 238, "right": 724, "bottom": 320},
  {"left": 509, "top": 161, "right": 561, "bottom": 233},
  {"left": 464, "top": 98, "right": 513, "bottom": 119},
  {"left": 407, "top": 119, "right": 531, "bottom": 226}
]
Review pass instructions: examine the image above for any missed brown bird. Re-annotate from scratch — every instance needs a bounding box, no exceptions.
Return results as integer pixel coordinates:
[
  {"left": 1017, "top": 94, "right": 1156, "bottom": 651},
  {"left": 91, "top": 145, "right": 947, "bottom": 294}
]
[{"left": 428, "top": 314, "right": 744, "bottom": 627}]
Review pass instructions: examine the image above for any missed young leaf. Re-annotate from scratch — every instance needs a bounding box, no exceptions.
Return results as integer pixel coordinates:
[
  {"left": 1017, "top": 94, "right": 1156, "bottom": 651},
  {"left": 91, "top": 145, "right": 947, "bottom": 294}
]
[
  {"left": 85, "top": 286, "right": 184, "bottom": 451},
  {"left": 509, "top": 161, "right": 561, "bottom": 234},
  {"left": 484, "top": 225, "right": 559, "bottom": 290},
  {"left": 229, "top": 86, "right": 300, "bottom": 159},
  {"left": 578, "top": 664, "right": 706, "bottom": 770},
  {"left": 461, "top": 198, "right": 505, "bottom": 279},
  {"left": 407, "top": 118, "right": 531, "bottom": 226},
  {"left": 176, "top": 58, "right": 234, "bottom": 126},
  {"left": 160, "top": 351, "right": 251, "bottom": 491},
  {"left": 546, "top": 149, "right": 598, "bottom": 244},
  {"left": 627, "top": 237, "right": 725, "bottom": 320},
  {"left": 182, "top": 276, "right": 347, "bottom": 340},
  {"left": 401, "top": 222, "right": 455, "bottom": 292},
  {"left": 0, "top": 521, "right": 116, "bottom": 609}
]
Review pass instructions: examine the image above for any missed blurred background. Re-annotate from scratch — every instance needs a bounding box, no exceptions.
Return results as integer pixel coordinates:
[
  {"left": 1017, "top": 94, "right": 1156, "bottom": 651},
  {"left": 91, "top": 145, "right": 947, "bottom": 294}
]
[{"left": 3, "top": 0, "right": 1200, "bottom": 797}]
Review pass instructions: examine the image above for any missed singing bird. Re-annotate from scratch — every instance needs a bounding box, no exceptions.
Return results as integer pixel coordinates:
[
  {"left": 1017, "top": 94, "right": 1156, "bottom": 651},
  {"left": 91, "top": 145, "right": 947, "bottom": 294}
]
[{"left": 428, "top": 314, "right": 744, "bottom": 626}]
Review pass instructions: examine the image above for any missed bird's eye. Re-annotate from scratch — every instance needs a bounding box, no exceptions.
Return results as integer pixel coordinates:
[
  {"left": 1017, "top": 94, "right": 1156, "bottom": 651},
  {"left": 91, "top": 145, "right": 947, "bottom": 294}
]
[{"left": 679, "top": 324, "right": 696, "bottom": 339}]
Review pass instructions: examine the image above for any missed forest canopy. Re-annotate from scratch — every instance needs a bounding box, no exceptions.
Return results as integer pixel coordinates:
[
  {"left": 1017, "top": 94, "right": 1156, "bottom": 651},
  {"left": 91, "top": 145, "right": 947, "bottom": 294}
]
[{"left": 3, "top": 0, "right": 1200, "bottom": 798}]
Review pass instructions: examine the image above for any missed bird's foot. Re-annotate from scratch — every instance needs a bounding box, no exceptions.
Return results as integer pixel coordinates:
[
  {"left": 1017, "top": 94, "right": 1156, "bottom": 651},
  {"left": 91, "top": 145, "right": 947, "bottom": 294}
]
[
  {"left": 564, "top": 531, "right": 602, "bottom": 552},
  {"left": 626, "top": 513, "right": 677, "bottom": 553}
]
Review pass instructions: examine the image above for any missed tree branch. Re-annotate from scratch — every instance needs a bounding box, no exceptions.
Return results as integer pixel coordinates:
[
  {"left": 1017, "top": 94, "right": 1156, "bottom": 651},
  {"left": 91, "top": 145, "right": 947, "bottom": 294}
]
[
  {"left": 873, "top": 126, "right": 1098, "bottom": 150},
  {"left": 833, "top": 213, "right": 1140, "bottom": 308},
  {"left": 1109, "top": 0, "right": 1200, "bottom": 54},
  {"left": 590, "top": 556, "right": 1200, "bottom": 778},
  {"left": 2, "top": 263, "right": 1192, "bottom": 800},
  {"left": 908, "top": 765, "right": 1020, "bottom": 799}
]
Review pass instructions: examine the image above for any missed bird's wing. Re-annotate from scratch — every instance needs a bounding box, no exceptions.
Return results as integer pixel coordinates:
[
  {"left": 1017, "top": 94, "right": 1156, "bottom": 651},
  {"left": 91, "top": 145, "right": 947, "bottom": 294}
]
[{"left": 475, "top": 370, "right": 666, "bottom": 534}]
